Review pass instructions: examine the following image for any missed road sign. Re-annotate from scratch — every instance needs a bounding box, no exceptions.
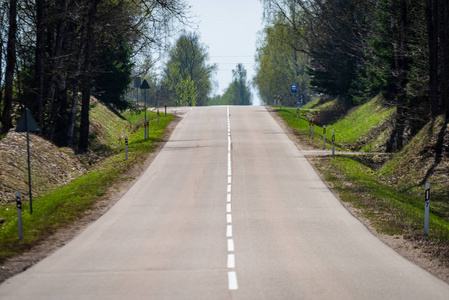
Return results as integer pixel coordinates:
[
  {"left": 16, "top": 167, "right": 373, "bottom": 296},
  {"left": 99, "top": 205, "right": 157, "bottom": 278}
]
[
  {"left": 291, "top": 85, "right": 297, "bottom": 93},
  {"left": 134, "top": 77, "right": 141, "bottom": 88},
  {"left": 16, "top": 109, "right": 40, "bottom": 133},
  {"left": 140, "top": 79, "right": 150, "bottom": 89}
]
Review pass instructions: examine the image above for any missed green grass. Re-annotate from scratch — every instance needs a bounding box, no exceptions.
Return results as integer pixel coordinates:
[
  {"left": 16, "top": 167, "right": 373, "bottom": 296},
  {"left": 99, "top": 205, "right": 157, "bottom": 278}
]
[
  {"left": 0, "top": 110, "right": 174, "bottom": 263},
  {"left": 276, "top": 107, "right": 345, "bottom": 150},
  {"left": 325, "top": 97, "right": 395, "bottom": 150},
  {"left": 278, "top": 96, "right": 449, "bottom": 261},
  {"left": 316, "top": 156, "right": 449, "bottom": 242}
]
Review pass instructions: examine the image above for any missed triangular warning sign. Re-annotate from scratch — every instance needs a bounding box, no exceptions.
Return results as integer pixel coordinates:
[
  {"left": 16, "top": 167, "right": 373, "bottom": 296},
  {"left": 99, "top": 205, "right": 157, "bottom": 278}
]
[
  {"left": 140, "top": 79, "right": 150, "bottom": 90},
  {"left": 15, "top": 108, "right": 41, "bottom": 133}
]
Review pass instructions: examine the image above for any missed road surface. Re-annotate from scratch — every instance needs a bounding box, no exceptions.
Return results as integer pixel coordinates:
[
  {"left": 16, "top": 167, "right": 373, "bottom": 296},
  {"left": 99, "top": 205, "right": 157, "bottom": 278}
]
[{"left": 1, "top": 106, "right": 449, "bottom": 299}]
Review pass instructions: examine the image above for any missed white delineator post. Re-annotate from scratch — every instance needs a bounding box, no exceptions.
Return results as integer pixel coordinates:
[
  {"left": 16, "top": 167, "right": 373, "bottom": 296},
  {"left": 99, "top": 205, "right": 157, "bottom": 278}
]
[
  {"left": 424, "top": 183, "right": 430, "bottom": 235},
  {"left": 125, "top": 136, "right": 128, "bottom": 160},
  {"left": 16, "top": 191, "right": 23, "bottom": 240}
]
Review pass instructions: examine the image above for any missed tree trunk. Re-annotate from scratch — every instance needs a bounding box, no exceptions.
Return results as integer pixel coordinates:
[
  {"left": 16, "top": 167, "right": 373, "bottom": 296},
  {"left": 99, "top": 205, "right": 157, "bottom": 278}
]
[
  {"left": 440, "top": 1, "right": 449, "bottom": 117},
  {"left": 1, "top": 0, "right": 17, "bottom": 134},
  {"left": 34, "top": 0, "right": 46, "bottom": 128},
  {"left": 426, "top": 0, "right": 440, "bottom": 117},
  {"left": 390, "top": 0, "right": 409, "bottom": 151},
  {"left": 78, "top": 0, "right": 101, "bottom": 152},
  {"left": 45, "top": 0, "right": 70, "bottom": 143}
]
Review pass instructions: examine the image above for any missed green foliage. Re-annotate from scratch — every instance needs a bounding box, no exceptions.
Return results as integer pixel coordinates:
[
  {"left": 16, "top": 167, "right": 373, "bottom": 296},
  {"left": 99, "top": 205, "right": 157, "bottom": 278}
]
[
  {"left": 220, "top": 64, "right": 252, "bottom": 105},
  {"left": 325, "top": 98, "right": 396, "bottom": 148},
  {"left": 321, "top": 156, "right": 449, "bottom": 240},
  {"left": 162, "top": 32, "right": 215, "bottom": 106},
  {"left": 93, "top": 40, "right": 134, "bottom": 110},
  {"left": 254, "top": 15, "right": 311, "bottom": 106}
]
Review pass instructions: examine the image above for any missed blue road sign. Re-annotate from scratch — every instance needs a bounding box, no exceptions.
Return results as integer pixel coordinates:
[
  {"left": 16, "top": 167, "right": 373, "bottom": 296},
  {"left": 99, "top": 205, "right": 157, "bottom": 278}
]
[{"left": 291, "top": 85, "right": 297, "bottom": 93}]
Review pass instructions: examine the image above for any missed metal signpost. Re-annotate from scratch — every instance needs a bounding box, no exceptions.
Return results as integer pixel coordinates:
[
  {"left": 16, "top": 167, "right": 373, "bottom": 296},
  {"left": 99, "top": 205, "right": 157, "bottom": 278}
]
[
  {"left": 140, "top": 79, "right": 150, "bottom": 140},
  {"left": 424, "top": 183, "right": 430, "bottom": 235},
  {"left": 296, "top": 108, "right": 299, "bottom": 122},
  {"left": 332, "top": 132, "right": 335, "bottom": 157},
  {"left": 15, "top": 108, "right": 40, "bottom": 214},
  {"left": 311, "top": 119, "right": 314, "bottom": 140},
  {"left": 323, "top": 125, "right": 326, "bottom": 150}
]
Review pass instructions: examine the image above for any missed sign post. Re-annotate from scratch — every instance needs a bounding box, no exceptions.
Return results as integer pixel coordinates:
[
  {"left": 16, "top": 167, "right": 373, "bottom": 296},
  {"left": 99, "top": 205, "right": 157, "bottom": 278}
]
[
  {"left": 16, "top": 191, "right": 23, "bottom": 240},
  {"left": 15, "top": 108, "right": 40, "bottom": 214},
  {"left": 332, "top": 133, "right": 335, "bottom": 157},
  {"left": 323, "top": 125, "right": 326, "bottom": 150},
  {"left": 308, "top": 119, "right": 311, "bottom": 136},
  {"left": 311, "top": 119, "right": 314, "bottom": 140},
  {"left": 296, "top": 108, "right": 299, "bottom": 122},
  {"left": 140, "top": 79, "right": 150, "bottom": 140},
  {"left": 424, "top": 183, "right": 430, "bottom": 235}
]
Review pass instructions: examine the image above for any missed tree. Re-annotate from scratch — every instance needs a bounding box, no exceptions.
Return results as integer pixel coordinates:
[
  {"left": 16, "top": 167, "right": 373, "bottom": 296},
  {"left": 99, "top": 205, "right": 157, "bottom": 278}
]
[
  {"left": 221, "top": 64, "right": 252, "bottom": 106},
  {"left": 162, "top": 32, "right": 215, "bottom": 106},
  {"left": 254, "top": 14, "right": 311, "bottom": 106},
  {"left": 0, "top": 0, "right": 189, "bottom": 148},
  {"left": 1, "top": 0, "right": 17, "bottom": 134}
]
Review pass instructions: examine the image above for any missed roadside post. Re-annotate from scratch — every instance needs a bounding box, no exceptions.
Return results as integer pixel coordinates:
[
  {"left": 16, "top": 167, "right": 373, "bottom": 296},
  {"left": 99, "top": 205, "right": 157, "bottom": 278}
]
[
  {"left": 144, "top": 122, "right": 147, "bottom": 140},
  {"left": 332, "top": 132, "right": 335, "bottom": 157},
  {"left": 125, "top": 136, "right": 128, "bottom": 160},
  {"left": 296, "top": 108, "right": 299, "bottom": 122},
  {"left": 146, "top": 121, "right": 149, "bottom": 139},
  {"left": 323, "top": 125, "right": 326, "bottom": 150},
  {"left": 140, "top": 79, "right": 150, "bottom": 140},
  {"left": 15, "top": 108, "right": 40, "bottom": 214},
  {"left": 16, "top": 191, "right": 23, "bottom": 240},
  {"left": 311, "top": 118, "right": 314, "bottom": 140},
  {"left": 308, "top": 119, "right": 311, "bottom": 136},
  {"left": 424, "top": 183, "right": 430, "bottom": 235},
  {"left": 165, "top": 104, "right": 167, "bottom": 116},
  {"left": 157, "top": 109, "right": 160, "bottom": 125}
]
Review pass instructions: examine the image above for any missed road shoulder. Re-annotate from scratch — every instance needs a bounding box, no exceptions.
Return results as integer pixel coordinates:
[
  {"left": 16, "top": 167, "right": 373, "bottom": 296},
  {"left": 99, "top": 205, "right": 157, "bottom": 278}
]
[{"left": 266, "top": 105, "right": 449, "bottom": 284}]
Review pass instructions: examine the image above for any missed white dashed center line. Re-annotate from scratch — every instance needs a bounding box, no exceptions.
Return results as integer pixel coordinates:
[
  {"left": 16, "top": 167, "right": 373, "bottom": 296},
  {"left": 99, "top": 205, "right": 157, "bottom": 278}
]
[{"left": 226, "top": 106, "right": 238, "bottom": 290}]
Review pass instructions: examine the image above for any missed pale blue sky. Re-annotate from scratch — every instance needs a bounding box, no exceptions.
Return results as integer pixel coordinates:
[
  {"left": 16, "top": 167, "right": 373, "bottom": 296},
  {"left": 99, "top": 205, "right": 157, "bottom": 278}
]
[{"left": 187, "top": 0, "right": 264, "bottom": 105}]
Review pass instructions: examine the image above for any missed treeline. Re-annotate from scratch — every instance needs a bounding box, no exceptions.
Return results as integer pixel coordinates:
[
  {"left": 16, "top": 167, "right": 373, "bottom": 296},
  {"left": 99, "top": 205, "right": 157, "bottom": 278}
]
[
  {"left": 210, "top": 63, "right": 253, "bottom": 106},
  {"left": 256, "top": 0, "right": 449, "bottom": 151},
  {"left": 0, "top": 0, "right": 188, "bottom": 151}
]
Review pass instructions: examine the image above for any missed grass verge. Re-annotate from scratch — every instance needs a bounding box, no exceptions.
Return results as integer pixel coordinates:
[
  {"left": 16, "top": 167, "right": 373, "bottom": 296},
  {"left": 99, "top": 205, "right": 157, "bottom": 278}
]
[{"left": 0, "top": 111, "right": 173, "bottom": 263}]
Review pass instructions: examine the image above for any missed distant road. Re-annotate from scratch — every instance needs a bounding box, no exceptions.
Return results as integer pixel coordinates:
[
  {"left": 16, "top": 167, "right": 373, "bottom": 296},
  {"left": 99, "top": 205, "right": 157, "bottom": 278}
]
[{"left": 1, "top": 106, "right": 449, "bottom": 299}]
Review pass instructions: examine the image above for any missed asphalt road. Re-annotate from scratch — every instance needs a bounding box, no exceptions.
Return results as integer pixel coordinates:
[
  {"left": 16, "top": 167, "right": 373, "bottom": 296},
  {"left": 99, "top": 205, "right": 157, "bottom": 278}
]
[{"left": 1, "top": 106, "right": 449, "bottom": 299}]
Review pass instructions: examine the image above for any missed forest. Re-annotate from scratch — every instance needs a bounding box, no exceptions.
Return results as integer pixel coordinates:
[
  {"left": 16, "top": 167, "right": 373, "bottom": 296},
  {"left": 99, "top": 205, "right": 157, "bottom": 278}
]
[
  {"left": 255, "top": 0, "right": 449, "bottom": 151},
  {"left": 1, "top": 0, "right": 448, "bottom": 153},
  {"left": 0, "top": 0, "right": 189, "bottom": 151}
]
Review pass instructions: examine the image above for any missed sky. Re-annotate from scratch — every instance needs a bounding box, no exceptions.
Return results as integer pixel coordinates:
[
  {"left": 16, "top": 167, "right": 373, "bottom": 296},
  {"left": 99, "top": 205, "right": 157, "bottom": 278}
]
[{"left": 187, "top": 0, "right": 265, "bottom": 105}]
